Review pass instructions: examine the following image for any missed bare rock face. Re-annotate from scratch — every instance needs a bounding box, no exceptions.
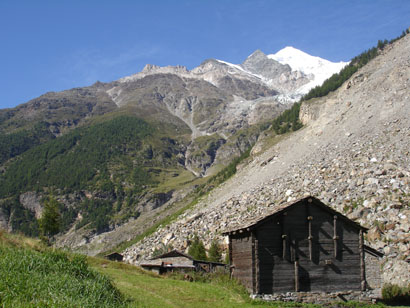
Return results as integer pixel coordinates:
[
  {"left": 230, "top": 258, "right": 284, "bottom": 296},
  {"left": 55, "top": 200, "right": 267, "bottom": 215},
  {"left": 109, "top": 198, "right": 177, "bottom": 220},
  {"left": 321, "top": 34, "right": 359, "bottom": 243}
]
[
  {"left": 242, "top": 50, "right": 292, "bottom": 79},
  {"left": 242, "top": 49, "right": 310, "bottom": 94},
  {"left": 19, "top": 192, "right": 43, "bottom": 219},
  {"left": 123, "top": 33, "right": 410, "bottom": 286},
  {"left": 299, "top": 99, "right": 323, "bottom": 125}
]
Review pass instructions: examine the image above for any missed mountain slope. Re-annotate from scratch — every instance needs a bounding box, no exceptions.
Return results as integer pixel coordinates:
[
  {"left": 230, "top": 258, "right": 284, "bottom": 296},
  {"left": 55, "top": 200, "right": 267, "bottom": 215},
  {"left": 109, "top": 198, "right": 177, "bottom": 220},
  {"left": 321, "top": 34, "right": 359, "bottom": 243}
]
[
  {"left": 124, "top": 33, "right": 410, "bottom": 286},
  {"left": 0, "top": 46, "right": 349, "bottom": 255}
]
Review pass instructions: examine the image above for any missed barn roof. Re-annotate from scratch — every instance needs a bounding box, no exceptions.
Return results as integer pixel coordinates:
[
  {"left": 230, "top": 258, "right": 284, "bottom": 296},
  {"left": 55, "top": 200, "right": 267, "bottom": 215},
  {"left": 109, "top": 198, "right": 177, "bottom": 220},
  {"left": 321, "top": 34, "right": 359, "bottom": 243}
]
[
  {"left": 150, "top": 249, "right": 193, "bottom": 260},
  {"left": 140, "top": 249, "right": 228, "bottom": 268},
  {"left": 223, "top": 196, "right": 367, "bottom": 235},
  {"left": 104, "top": 252, "right": 124, "bottom": 261},
  {"left": 105, "top": 252, "right": 123, "bottom": 258},
  {"left": 140, "top": 260, "right": 196, "bottom": 269}
]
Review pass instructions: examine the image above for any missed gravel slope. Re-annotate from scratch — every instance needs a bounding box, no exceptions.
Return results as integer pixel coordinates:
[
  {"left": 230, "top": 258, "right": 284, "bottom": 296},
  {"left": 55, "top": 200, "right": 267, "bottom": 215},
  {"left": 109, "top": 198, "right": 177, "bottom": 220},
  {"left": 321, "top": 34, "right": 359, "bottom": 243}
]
[{"left": 124, "top": 34, "right": 410, "bottom": 286}]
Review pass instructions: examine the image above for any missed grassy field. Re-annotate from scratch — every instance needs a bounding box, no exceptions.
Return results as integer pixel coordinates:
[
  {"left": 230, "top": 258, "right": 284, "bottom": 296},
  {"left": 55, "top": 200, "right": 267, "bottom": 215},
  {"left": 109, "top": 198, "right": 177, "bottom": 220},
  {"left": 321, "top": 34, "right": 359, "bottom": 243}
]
[
  {"left": 89, "top": 257, "right": 317, "bottom": 308},
  {"left": 90, "top": 258, "right": 403, "bottom": 308},
  {"left": 1, "top": 231, "right": 407, "bottom": 308}
]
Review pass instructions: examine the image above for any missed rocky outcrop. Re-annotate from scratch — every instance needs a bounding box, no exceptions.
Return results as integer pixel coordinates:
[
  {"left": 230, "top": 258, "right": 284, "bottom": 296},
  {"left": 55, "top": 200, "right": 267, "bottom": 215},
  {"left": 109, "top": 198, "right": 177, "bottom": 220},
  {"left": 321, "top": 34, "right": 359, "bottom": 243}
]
[
  {"left": 299, "top": 98, "right": 323, "bottom": 125},
  {"left": 123, "top": 33, "right": 410, "bottom": 286},
  {"left": 242, "top": 49, "right": 310, "bottom": 94},
  {"left": 19, "top": 192, "right": 43, "bottom": 219},
  {"left": 185, "top": 135, "right": 227, "bottom": 176}
]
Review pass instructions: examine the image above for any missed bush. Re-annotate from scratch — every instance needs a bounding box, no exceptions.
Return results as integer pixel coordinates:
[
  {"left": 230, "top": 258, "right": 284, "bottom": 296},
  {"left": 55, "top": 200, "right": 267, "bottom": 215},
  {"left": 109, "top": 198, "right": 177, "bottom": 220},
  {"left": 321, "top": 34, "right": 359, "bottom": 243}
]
[{"left": 382, "top": 283, "right": 410, "bottom": 304}]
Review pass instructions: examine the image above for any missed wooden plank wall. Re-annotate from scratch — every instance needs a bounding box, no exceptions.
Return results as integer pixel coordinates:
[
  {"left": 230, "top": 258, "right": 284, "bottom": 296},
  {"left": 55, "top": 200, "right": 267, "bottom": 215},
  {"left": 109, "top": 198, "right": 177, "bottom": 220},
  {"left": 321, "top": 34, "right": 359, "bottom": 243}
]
[
  {"left": 255, "top": 200, "right": 361, "bottom": 294},
  {"left": 257, "top": 217, "right": 295, "bottom": 293},
  {"left": 307, "top": 202, "right": 361, "bottom": 292},
  {"left": 231, "top": 233, "right": 253, "bottom": 292}
]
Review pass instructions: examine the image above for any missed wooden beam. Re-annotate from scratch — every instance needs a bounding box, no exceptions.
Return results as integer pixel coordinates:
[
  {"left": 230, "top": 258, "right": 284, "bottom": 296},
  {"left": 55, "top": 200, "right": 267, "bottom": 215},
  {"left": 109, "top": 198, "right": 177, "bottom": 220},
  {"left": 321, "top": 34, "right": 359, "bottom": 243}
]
[
  {"left": 359, "top": 229, "right": 366, "bottom": 291},
  {"left": 251, "top": 232, "right": 256, "bottom": 294},
  {"left": 308, "top": 218, "right": 313, "bottom": 261},
  {"left": 306, "top": 200, "right": 313, "bottom": 261},
  {"left": 228, "top": 236, "right": 233, "bottom": 266},
  {"left": 255, "top": 235, "right": 259, "bottom": 294},
  {"left": 294, "top": 261, "right": 299, "bottom": 292},
  {"left": 280, "top": 215, "right": 286, "bottom": 260},
  {"left": 333, "top": 215, "right": 338, "bottom": 258},
  {"left": 282, "top": 234, "right": 287, "bottom": 260},
  {"left": 290, "top": 235, "right": 295, "bottom": 262}
]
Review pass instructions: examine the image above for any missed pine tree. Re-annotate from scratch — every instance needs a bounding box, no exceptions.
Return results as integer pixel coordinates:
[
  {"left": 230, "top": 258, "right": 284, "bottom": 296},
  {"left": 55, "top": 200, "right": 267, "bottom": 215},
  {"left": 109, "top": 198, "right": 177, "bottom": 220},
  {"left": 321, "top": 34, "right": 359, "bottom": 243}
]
[
  {"left": 208, "top": 239, "right": 222, "bottom": 262},
  {"left": 188, "top": 234, "right": 207, "bottom": 261},
  {"left": 38, "top": 196, "right": 61, "bottom": 238}
]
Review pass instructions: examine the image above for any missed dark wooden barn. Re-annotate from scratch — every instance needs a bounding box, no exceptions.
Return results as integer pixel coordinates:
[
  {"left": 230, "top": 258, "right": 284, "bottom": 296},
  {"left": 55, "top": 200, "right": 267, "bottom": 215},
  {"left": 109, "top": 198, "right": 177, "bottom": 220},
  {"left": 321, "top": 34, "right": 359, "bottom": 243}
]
[{"left": 224, "top": 196, "right": 370, "bottom": 294}]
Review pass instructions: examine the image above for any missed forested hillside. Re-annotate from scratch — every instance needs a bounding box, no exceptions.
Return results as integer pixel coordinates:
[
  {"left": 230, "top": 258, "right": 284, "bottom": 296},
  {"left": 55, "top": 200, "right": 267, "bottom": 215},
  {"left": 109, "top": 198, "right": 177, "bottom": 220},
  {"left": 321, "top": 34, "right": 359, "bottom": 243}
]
[{"left": 0, "top": 115, "right": 190, "bottom": 236}]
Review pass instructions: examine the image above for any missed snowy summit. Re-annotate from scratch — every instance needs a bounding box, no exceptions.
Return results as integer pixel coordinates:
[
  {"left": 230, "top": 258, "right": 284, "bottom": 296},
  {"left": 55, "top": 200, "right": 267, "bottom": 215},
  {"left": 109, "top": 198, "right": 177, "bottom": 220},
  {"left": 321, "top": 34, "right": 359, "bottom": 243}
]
[{"left": 269, "top": 46, "right": 349, "bottom": 93}]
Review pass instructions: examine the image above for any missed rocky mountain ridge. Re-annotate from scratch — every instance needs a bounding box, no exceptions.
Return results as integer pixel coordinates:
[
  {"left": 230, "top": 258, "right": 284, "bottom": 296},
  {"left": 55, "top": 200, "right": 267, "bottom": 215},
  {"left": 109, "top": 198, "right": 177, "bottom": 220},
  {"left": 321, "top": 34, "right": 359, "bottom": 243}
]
[
  {"left": 123, "top": 33, "right": 410, "bottom": 287},
  {"left": 116, "top": 47, "right": 347, "bottom": 104}
]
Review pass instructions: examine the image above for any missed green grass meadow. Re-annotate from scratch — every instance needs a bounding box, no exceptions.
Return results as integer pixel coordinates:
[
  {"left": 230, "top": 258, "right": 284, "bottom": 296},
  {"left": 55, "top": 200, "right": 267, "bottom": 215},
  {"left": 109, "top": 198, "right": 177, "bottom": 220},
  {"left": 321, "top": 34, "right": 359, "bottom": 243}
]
[{"left": 1, "top": 231, "right": 408, "bottom": 308}]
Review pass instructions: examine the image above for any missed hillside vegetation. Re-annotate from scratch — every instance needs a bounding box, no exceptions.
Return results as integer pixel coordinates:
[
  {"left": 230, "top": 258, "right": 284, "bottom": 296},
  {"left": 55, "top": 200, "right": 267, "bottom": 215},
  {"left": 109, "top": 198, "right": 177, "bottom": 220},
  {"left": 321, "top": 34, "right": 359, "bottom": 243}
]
[
  {"left": 0, "top": 115, "right": 190, "bottom": 236},
  {"left": 0, "top": 231, "right": 127, "bottom": 307},
  {"left": 1, "top": 232, "right": 405, "bottom": 307}
]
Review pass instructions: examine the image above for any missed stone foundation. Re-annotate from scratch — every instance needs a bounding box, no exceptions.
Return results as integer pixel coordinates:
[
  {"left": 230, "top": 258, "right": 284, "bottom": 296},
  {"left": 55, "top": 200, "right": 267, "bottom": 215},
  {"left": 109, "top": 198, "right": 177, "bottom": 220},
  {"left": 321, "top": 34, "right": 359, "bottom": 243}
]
[{"left": 251, "top": 289, "right": 382, "bottom": 304}]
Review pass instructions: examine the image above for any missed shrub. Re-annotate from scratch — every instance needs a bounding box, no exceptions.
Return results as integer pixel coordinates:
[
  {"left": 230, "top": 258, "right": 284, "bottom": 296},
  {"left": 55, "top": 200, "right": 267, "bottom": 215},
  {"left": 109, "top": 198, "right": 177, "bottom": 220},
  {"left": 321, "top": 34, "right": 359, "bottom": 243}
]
[{"left": 382, "top": 283, "right": 410, "bottom": 304}]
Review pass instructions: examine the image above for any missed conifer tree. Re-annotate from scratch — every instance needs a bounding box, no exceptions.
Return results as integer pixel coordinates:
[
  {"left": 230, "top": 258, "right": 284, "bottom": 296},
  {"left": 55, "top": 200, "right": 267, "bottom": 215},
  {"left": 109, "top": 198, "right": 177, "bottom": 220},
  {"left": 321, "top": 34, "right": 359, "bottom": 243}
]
[
  {"left": 208, "top": 239, "right": 222, "bottom": 262},
  {"left": 38, "top": 196, "right": 61, "bottom": 238},
  {"left": 188, "top": 234, "right": 207, "bottom": 261}
]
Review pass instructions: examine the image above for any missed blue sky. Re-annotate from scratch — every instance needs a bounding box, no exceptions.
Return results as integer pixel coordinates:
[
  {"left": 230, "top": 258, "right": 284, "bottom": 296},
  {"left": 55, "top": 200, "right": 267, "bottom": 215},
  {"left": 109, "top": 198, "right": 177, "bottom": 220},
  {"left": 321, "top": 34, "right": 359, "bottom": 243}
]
[{"left": 0, "top": 0, "right": 409, "bottom": 109}]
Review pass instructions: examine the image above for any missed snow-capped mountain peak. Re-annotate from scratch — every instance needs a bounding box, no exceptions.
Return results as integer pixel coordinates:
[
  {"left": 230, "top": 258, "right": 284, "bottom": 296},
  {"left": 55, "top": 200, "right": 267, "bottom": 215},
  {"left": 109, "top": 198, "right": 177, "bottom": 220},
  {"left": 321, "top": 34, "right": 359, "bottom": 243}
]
[
  {"left": 268, "top": 46, "right": 347, "bottom": 74},
  {"left": 117, "top": 46, "right": 348, "bottom": 103},
  {"left": 268, "top": 46, "right": 349, "bottom": 93}
]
